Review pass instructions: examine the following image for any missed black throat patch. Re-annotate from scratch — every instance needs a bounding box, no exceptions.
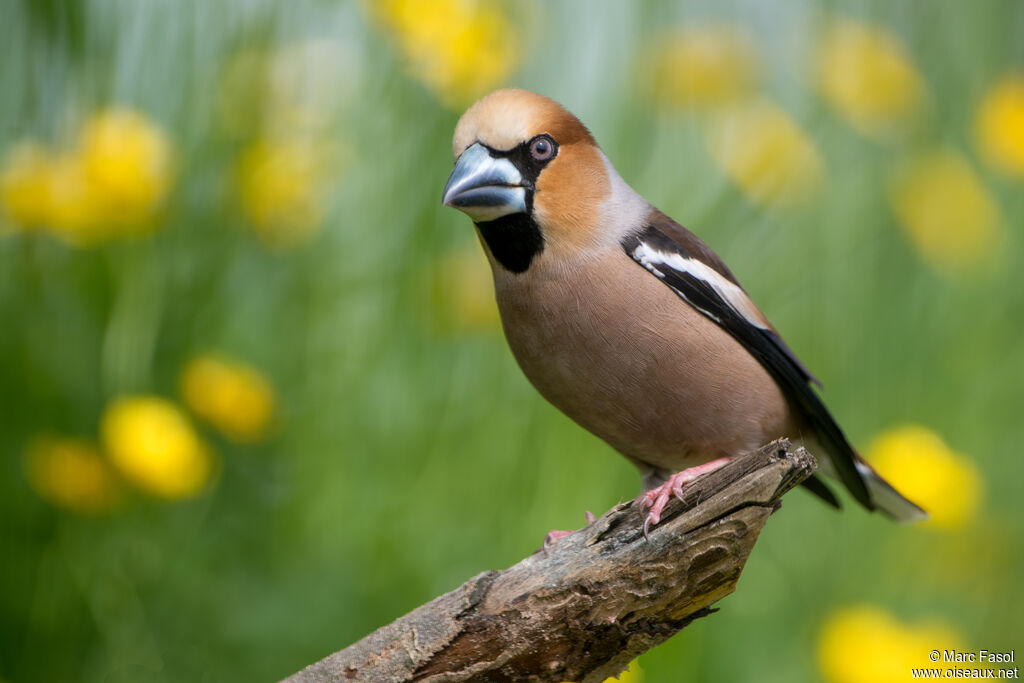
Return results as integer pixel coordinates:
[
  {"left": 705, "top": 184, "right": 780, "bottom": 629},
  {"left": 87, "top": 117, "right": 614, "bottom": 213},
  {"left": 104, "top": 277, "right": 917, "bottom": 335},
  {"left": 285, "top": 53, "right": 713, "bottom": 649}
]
[
  {"left": 469, "top": 135, "right": 557, "bottom": 274},
  {"left": 475, "top": 213, "right": 545, "bottom": 273}
]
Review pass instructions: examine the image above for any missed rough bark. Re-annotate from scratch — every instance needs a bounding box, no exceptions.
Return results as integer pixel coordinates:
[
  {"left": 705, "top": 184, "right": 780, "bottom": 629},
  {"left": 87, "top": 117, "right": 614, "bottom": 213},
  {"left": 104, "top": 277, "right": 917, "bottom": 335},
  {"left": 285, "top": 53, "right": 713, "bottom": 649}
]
[{"left": 284, "top": 439, "right": 815, "bottom": 683}]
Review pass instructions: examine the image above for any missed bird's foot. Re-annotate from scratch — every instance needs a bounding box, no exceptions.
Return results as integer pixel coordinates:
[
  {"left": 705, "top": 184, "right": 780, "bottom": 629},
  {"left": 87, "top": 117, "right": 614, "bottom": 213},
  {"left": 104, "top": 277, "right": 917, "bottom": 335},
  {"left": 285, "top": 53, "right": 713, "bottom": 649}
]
[
  {"left": 637, "top": 457, "right": 730, "bottom": 539},
  {"left": 538, "top": 511, "right": 597, "bottom": 553},
  {"left": 542, "top": 529, "right": 574, "bottom": 547}
]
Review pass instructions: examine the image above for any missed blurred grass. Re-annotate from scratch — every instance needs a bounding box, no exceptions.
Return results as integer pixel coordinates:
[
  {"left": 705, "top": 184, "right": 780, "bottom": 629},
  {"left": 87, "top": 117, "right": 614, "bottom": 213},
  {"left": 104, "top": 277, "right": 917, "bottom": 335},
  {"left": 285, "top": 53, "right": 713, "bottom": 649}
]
[{"left": 1, "top": 1, "right": 1023, "bottom": 682}]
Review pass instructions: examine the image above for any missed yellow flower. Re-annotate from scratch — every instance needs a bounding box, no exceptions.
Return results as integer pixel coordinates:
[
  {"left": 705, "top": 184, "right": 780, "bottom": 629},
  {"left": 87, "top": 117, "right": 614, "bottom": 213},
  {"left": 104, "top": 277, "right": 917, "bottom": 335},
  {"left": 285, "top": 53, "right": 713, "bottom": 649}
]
[
  {"left": 819, "top": 606, "right": 964, "bottom": 683},
  {"left": 705, "top": 99, "right": 824, "bottom": 209},
  {"left": 237, "top": 136, "right": 336, "bottom": 248},
  {"left": 43, "top": 152, "right": 107, "bottom": 244},
  {"left": 888, "top": 150, "right": 1003, "bottom": 274},
  {"left": 101, "top": 396, "right": 212, "bottom": 499},
  {"left": 0, "top": 142, "right": 55, "bottom": 229},
  {"left": 817, "top": 18, "right": 925, "bottom": 140},
  {"left": 561, "top": 659, "right": 642, "bottom": 683},
  {"left": 0, "top": 108, "right": 172, "bottom": 245},
  {"left": 645, "top": 24, "right": 758, "bottom": 108},
  {"left": 607, "top": 661, "right": 642, "bottom": 683},
  {"left": 866, "top": 425, "right": 982, "bottom": 531},
  {"left": 975, "top": 74, "right": 1024, "bottom": 177},
  {"left": 76, "top": 108, "right": 173, "bottom": 232},
  {"left": 428, "top": 243, "right": 501, "bottom": 335},
  {"left": 24, "top": 437, "right": 121, "bottom": 514},
  {"left": 180, "top": 355, "right": 276, "bottom": 443},
  {"left": 369, "top": 0, "right": 521, "bottom": 108},
  {"left": 0, "top": 143, "right": 98, "bottom": 241}
]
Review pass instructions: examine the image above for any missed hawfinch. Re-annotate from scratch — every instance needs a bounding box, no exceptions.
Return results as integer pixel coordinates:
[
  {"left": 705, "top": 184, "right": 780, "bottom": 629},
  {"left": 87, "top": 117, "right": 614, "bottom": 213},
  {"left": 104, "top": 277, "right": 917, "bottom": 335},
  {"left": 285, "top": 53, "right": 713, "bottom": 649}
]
[{"left": 441, "top": 88, "right": 926, "bottom": 534}]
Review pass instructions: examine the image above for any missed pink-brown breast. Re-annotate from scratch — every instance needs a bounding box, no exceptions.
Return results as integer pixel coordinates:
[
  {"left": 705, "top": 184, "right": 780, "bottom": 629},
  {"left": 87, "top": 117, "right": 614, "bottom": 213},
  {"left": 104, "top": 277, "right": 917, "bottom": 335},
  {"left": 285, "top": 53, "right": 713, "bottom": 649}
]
[{"left": 491, "top": 245, "right": 798, "bottom": 473}]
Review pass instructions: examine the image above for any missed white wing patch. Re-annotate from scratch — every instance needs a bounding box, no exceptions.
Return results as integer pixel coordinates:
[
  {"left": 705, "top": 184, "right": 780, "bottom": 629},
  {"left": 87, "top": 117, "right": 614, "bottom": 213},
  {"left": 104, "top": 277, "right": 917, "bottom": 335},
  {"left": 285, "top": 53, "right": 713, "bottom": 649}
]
[{"left": 632, "top": 241, "right": 769, "bottom": 330}]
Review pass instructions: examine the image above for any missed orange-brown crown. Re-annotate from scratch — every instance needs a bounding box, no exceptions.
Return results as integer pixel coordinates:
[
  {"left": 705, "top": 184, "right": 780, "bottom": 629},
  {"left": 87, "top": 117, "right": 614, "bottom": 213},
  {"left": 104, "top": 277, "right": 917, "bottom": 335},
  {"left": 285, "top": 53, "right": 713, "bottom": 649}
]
[
  {"left": 452, "top": 89, "right": 595, "bottom": 158},
  {"left": 452, "top": 89, "right": 613, "bottom": 253}
]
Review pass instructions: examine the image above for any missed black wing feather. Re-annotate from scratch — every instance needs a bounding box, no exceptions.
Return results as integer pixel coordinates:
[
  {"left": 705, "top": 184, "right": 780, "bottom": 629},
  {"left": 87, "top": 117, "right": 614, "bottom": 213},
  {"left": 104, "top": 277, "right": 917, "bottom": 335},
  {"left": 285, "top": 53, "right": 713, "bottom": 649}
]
[
  {"left": 802, "top": 474, "right": 842, "bottom": 509},
  {"left": 637, "top": 220, "right": 822, "bottom": 387},
  {"left": 621, "top": 220, "right": 873, "bottom": 510}
]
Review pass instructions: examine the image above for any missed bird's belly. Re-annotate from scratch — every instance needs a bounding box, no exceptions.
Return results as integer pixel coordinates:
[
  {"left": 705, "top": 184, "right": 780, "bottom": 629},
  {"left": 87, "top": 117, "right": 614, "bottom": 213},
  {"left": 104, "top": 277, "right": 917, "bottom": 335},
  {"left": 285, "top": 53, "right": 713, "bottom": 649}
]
[{"left": 494, "top": 257, "right": 794, "bottom": 472}]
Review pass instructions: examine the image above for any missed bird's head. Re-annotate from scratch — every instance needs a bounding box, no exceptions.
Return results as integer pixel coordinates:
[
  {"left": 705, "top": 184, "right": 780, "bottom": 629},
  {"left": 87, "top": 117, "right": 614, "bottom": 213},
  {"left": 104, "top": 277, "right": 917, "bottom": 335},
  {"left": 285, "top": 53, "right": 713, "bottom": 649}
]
[{"left": 442, "top": 89, "right": 622, "bottom": 273}]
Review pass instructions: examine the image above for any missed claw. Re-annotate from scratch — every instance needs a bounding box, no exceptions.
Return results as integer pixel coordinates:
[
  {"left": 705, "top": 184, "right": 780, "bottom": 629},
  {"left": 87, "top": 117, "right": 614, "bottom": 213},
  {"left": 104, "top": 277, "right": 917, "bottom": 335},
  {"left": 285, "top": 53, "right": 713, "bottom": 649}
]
[
  {"left": 543, "top": 529, "right": 573, "bottom": 550},
  {"left": 539, "top": 509, "right": 597, "bottom": 553},
  {"left": 672, "top": 483, "right": 686, "bottom": 502},
  {"left": 635, "top": 457, "right": 730, "bottom": 540}
]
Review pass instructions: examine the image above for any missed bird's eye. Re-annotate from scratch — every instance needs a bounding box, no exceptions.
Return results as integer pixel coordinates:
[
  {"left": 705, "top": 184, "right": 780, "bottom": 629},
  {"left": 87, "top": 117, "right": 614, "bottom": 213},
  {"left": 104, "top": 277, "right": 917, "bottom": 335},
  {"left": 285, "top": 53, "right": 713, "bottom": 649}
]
[{"left": 529, "top": 135, "right": 556, "bottom": 161}]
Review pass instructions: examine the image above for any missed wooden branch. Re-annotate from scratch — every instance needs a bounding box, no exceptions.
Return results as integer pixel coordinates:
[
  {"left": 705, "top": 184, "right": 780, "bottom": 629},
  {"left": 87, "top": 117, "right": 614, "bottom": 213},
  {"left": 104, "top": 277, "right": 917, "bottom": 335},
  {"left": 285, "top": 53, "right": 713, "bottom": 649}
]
[{"left": 284, "top": 439, "right": 816, "bottom": 683}]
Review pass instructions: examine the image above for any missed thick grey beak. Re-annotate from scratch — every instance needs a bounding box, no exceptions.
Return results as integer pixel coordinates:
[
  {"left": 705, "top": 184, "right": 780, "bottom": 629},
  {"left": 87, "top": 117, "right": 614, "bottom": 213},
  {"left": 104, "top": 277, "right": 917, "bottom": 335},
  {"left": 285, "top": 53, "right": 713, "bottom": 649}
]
[{"left": 442, "top": 143, "right": 527, "bottom": 223}]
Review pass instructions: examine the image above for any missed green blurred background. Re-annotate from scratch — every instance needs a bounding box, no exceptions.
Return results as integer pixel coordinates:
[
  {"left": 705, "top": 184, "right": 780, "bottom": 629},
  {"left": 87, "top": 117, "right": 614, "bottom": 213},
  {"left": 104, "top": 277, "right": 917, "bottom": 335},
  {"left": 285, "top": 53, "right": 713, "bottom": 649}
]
[{"left": 2, "top": 1, "right": 1022, "bottom": 681}]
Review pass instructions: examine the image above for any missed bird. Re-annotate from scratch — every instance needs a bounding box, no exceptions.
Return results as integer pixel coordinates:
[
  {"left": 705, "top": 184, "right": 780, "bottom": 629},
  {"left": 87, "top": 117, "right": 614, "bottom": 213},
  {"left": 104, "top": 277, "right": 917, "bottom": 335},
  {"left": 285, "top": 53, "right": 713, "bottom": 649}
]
[{"left": 441, "top": 88, "right": 926, "bottom": 536}]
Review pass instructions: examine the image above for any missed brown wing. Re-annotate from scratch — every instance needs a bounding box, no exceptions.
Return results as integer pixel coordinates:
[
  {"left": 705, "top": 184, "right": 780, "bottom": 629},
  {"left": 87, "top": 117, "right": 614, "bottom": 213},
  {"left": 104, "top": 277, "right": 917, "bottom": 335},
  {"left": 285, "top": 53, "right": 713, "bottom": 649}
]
[{"left": 621, "top": 214, "right": 872, "bottom": 510}]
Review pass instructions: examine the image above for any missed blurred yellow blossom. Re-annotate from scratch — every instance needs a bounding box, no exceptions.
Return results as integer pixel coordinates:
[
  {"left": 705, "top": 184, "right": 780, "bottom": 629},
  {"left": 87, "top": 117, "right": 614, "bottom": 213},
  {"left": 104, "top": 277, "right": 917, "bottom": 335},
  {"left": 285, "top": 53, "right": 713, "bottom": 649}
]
[
  {"left": 101, "top": 396, "right": 212, "bottom": 499},
  {"left": 606, "top": 660, "right": 642, "bottom": 683},
  {"left": 866, "top": 425, "right": 982, "bottom": 530},
  {"left": 0, "top": 142, "right": 56, "bottom": 230},
  {"left": 428, "top": 243, "right": 500, "bottom": 335},
  {"left": 45, "top": 151, "right": 111, "bottom": 244},
  {"left": 369, "top": 0, "right": 521, "bottom": 108},
  {"left": 181, "top": 355, "right": 276, "bottom": 443},
  {"left": 888, "top": 150, "right": 1003, "bottom": 274},
  {"left": 975, "top": 73, "right": 1024, "bottom": 177},
  {"left": 76, "top": 108, "right": 173, "bottom": 231},
  {"left": 0, "top": 143, "right": 98, "bottom": 241},
  {"left": 819, "top": 606, "right": 965, "bottom": 683},
  {"left": 237, "top": 135, "right": 337, "bottom": 248},
  {"left": 646, "top": 24, "right": 758, "bottom": 108},
  {"left": 0, "top": 107, "right": 172, "bottom": 244},
  {"left": 705, "top": 99, "right": 824, "bottom": 209},
  {"left": 24, "top": 437, "right": 121, "bottom": 514},
  {"left": 817, "top": 18, "right": 925, "bottom": 140}
]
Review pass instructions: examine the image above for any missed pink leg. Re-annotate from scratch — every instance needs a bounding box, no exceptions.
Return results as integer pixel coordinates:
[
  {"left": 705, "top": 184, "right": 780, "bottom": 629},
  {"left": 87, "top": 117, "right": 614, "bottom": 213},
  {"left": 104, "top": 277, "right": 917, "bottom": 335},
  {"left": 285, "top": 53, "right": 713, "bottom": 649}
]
[
  {"left": 542, "top": 529, "right": 574, "bottom": 547},
  {"left": 541, "top": 511, "right": 597, "bottom": 551},
  {"left": 637, "top": 457, "right": 730, "bottom": 538}
]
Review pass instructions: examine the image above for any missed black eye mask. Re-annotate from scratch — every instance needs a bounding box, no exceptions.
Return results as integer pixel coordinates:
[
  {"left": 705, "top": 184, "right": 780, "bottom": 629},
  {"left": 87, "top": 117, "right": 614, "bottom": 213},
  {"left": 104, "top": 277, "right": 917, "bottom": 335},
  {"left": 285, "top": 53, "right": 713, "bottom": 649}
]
[{"left": 475, "top": 135, "right": 559, "bottom": 274}]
